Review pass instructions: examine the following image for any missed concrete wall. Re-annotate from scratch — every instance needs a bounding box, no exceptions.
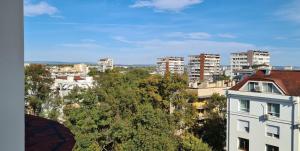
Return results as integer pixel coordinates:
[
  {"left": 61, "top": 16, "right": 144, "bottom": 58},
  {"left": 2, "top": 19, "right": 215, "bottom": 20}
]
[
  {"left": 0, "top": 0, "right": 24, "bottom": 150},
  {"left": 227, "top": 91, "right": 299, "bottom": 151}
]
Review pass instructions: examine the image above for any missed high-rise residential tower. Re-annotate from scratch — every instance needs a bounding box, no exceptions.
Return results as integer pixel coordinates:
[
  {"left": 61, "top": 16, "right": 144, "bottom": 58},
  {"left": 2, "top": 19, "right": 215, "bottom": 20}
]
[
  {"left": 156, "top": 56, "right": 184, "bottom": 76},
  {"left": 188, "top": 53, "right": 221, "bottom": 87},
  {"left": 231, "top": 50, "right": 270, "bottom": 71}
]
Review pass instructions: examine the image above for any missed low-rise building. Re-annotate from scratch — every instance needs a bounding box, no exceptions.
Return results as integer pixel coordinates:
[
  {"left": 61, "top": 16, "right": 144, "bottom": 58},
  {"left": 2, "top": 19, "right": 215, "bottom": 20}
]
[
  {"left": 227, "top": 70, "right": 300, "bottom": 151},
  {"left": 190, "top": 80, "right": 235, "bottom": 122},
  {"left": 52, "top": 76, "right": 94, "bottom": 97},
  {"left": 98, "top": 58, "right": 113, "bottom": 72},
  {"left": 156, "top": 56, "right": 184, "bottom": 76}
]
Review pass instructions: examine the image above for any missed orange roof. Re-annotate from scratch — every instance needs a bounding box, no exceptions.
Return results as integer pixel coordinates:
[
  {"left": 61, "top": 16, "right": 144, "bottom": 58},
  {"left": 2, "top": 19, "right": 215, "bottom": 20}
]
[{"left": 230, "top": 70, "right": 300, "bottom": 96}]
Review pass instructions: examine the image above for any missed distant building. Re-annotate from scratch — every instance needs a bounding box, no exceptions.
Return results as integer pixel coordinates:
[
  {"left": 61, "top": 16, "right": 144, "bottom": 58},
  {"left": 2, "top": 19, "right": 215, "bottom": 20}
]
[
  {"left": 231, "top": 50, "right": 270, "bottom": 70},
  {"left": 49, "top": 64, "right": 89, "bottom": 77},
  {"left": 24, "top": 63, "right": 30, "bottom": 67},
  {"left": 156, "top": 56, "right": 184, "bottom": 76},
  {"left": 227, "top": 70, "right": 300, "bottom": 151},
  {"left": 73, "top": 64, "right": 89, "bottom": 76},
  {"left": 188, "top": 54, "right": 221, "bottom": 87},
  {"left": 98, "top": 58, "right": 113, "bottom": 72},
  {"left": 52, "top": 76, "right": 94, "bottom": 97}
]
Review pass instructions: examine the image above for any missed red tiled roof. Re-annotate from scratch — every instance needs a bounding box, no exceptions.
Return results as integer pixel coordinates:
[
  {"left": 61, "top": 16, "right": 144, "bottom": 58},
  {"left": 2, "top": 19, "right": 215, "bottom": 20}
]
[
  {"left": 26, "top": 115, "right": 75, "bottom": 151},
  {"left": 74, "top": 76, "right": 84, "bottom": 81},
  {"left": 230, "top": 70, "right": 300, "bottom": 96},
  {"left": 56, "top": 76, "right": 68, "bottom": 80}
]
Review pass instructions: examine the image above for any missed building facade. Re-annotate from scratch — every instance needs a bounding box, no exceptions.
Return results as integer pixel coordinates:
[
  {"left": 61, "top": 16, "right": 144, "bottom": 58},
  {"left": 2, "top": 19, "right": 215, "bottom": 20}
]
[
  {"left": 231, "top": 50, "right": 270, "bottom": 71},
  {"left": 52, "top": 76, "right": 94, "bottom": 97},
  {"left": 227, "top": 70, "right": 300, "bottom": 151},
  {"left": 98, "top": 58, "right": 113, "bottom": 72},
  {"left": 156, "top": 56, "right": 184, "bottom": 76},
  {"left": 188, "top": 54, "right": 221, "bottom": 87}
]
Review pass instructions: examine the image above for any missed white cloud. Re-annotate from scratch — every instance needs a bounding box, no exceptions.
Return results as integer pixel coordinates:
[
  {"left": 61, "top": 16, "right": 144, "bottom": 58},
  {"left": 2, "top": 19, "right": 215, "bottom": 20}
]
[
  {"left": 112, "top": 36, "right": 133, "bottom": 43},
  {"left": 130, "top": 0, "right": 203, "bottom": 11},
  {"left": 61, "top": 43, "right": 102, "bottom": 49},
  {"left": 166, "top": 32, "right": 212, "bottom": 39},
  {"left": 277, "top": 0, "right": 300, "bottom": 23},
  {"left": 274, "top": 36, "right": 287, "bottom": 40},
  {"left": 114, "top": 37, "right": 257, "bottom": 53},
  {"left": 81, "top": 39, "right": 97, "bottom": 43},
  {"left": 24, "top": 1, "right": 58, "bottom": 17},
  {"left": 217, "top": 33, "right": 237, "bottom": 39}
]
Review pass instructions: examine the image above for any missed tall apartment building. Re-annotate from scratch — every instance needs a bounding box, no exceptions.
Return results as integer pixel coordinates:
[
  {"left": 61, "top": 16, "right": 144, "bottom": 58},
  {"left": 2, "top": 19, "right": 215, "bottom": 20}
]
[
  {"left": 188, "top": 54, "right": 221, "bottom": 87},
  {"left": 227, "top": 70, "right": 300, "bottom": 151},
  {"left": 156, "top": 57, "right": 184, "bottom": 76},
  {"left": 98, "top": 58, "right": 113, "bottom": 72},
  {"left": 231, "top": 50, "right": 270, "bottom": 71}
]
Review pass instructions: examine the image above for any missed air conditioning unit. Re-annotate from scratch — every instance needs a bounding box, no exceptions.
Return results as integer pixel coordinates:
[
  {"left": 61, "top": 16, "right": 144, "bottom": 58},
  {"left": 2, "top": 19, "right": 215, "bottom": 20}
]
[{"left": 263, "top": 114, "right": 270, "bottom": 120}]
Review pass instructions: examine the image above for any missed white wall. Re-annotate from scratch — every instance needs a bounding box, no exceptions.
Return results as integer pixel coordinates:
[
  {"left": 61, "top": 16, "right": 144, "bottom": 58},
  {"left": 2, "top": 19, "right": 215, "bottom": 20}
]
[
  {"left": 0, "top": 0, "right": 24, "bottom": 150},
  {"left": 227, "top": 91, "right": 299, "bottom": 151}
]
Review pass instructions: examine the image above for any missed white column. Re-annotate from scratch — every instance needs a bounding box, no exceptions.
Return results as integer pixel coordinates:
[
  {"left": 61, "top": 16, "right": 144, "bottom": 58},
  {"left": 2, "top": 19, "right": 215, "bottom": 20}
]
[{"left": 0, "top": 0, "right": 24, "bottom": 150}]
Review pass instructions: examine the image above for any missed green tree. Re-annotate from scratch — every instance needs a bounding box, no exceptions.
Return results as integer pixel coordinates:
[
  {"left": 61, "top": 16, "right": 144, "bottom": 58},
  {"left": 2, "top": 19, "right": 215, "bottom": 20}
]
[
  {"left": 63, "top": 69, "right": 209, "bottom": 151},
  {"left": 180, "top": 133, "right": 212, "bottom": 151},
  {"left": 192, "top": 93, "right": 227, "bottom": 151},
  {"left": 25, "top": 64, "right": 54, "bottom": 115}
]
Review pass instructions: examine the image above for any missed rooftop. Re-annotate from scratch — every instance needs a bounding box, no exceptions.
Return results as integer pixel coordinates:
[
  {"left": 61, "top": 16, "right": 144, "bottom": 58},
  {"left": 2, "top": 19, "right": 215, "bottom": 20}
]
[{"left": 230, "top": 70, "right": 300, "bottom": 96}]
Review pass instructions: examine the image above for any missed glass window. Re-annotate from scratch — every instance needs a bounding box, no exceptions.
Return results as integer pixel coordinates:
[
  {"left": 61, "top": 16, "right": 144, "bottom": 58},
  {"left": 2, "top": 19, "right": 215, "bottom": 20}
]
[
  {"left": 263, "top": 83, "right": 281, "bottom": 94},
  {"left": 238, "top": 138, "right": 249, "bottom": 151},
  {"left": 239, "top": 100, "right": 250, "bottom": 112},
  {"left": 268, "top": 103, "right": 280, "bottom": 117},
  {"left": 266, "top": 125, "right": 279, "bottom": 139},
  {"left": 238, "top": 120, "right": 249, "bottom": 133},
  {"left": 248, "top": 82, "right": 258, "bottom": 92},
  {"left": 266, "top": 144, "right": 279, "bottom": 151},
  {"left": 263, "top": 83, "right": 273, "bottom": 93}
]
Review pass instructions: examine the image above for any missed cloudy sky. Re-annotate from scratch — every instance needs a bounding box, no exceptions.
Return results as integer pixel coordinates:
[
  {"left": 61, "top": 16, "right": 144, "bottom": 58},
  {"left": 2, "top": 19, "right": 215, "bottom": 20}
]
[{"left": 25, "top": 0, "right": 300, "bottom": 65}]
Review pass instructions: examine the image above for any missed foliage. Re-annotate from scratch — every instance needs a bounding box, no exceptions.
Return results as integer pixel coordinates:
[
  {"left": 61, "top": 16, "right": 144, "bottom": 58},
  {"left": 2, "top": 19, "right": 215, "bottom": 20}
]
[
  {"left": 180, "top": 133, "right": 212, "bottom": 151},
  {"left": 25, "top": 64, "right": 54, "bottom": 115},
  {"left": 88, "top": 68, "right": 100, "bottom": 76},
  {"left": 192, "top": 93, "right": 227, "bottom": 151},
  {"left": 63, "top": 69, "right": 209, "bottom": 151}
]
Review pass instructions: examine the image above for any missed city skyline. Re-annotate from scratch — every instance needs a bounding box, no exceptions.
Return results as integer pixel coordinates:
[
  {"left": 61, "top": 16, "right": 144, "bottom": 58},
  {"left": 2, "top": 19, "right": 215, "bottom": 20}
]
[{"left": 25, "top": 0, "right": 300, "bottom": 66}]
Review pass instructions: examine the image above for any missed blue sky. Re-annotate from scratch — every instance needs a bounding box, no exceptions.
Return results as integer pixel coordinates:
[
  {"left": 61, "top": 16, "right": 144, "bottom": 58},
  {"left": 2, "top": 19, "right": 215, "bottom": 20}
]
[{"left": 25, "top": 0, "right": 300, "bottom": 65}]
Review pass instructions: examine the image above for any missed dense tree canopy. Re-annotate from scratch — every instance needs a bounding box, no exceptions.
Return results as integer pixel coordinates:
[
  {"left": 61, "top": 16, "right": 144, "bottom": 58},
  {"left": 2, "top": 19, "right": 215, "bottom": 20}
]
[
  {"left": 24, "top": 65, "right": 223, "bottom": 151},
  {"left": 25, "top": 64, "right": 54, "bottom": 115},
  {"left": 63, "top": 69, "right": 211, "bottom": 151}
]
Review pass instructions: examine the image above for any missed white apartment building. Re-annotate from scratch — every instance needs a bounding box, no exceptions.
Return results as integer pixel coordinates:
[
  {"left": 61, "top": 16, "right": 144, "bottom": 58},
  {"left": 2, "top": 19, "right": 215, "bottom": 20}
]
[
  {"left": 227, "top": 70, "right": 300, "bottom": 151},
  {"left": 231, "top": 50, "right": 270, "bottom": 71},
  {"left": 156, "top": 57, "right": 184, "bottom": 76},
  {"left": 98, "top": 58, "right": 113, "bottom": 72},
  {"left": 188, "top": 54, "right": 221, "bottom": 87},
  {"left": 52, "top": 76, "right": 94, "bottom": 97}
]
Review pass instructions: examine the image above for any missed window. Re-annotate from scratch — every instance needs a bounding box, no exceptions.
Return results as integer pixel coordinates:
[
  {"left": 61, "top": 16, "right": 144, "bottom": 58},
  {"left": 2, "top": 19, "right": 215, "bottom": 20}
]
[
  {"left": 262, "top": 83, "right": 281, "bottom": 94},
  {"left": 266, "top": 125, "right": 279, "bottom": 139},
  {"left": 239, "top": 100, "right": 250, "bottom": 112},
  {"left": 268, "top": 103, "right": 280, "bottom": 117},
  {"left": 263, "top": 83, "right": 273, "bottom": 93},
  {"left": 266, "top": 144, "right": 279, "bottom": 151},
  {"left": 238, "top": 120, "right": 249, "bottom": 133},
  {"left": 238, "top": 138, "right": 249, "bottom": 151},
  {"left": 248, "top": 82, "right": 259, "bottom": 92}
]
